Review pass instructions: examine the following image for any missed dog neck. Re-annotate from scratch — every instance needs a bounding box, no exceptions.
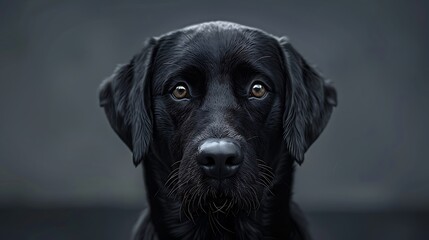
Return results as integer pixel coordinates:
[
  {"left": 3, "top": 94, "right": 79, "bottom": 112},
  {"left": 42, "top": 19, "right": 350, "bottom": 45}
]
[{"left": 136, "top": 151, "right": 308, "bottom": 240}]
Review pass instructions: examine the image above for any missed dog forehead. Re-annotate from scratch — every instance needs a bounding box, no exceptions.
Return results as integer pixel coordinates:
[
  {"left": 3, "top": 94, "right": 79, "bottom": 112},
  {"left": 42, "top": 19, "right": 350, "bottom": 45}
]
[
  {"left": 152, "top": 22, "right": 282, "bottom": 86},
  {"left": 157, "top": 21, "right": 279, "bottom": 61}
]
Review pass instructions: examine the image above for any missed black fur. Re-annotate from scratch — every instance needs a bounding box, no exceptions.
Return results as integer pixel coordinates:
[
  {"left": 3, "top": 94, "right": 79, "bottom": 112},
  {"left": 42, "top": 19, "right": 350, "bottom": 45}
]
[{"left": 99, "top": 21, "right": 337, "bottom": 240}]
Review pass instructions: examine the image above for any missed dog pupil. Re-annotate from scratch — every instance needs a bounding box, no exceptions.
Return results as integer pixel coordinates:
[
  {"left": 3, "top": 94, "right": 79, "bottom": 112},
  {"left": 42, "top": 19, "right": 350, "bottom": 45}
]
[
  {"left": 175, "top": 86, "right": 186, "bottom": 98},
  {"left": 252, "top": 84, "right": 264, "bottom": 97}
]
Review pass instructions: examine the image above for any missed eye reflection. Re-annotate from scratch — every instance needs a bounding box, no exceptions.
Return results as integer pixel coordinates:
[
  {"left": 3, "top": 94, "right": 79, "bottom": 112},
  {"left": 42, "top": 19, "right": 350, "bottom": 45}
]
[
  {"left": 172, "top": 85, "right": 189, "bottom": 99},
  {"left": 250, "top": 83, "right": 267, "bottom": 98}
]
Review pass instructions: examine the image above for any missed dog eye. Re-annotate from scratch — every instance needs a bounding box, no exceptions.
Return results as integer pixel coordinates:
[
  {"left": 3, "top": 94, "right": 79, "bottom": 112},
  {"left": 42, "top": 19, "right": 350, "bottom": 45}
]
[
  {"left": 250, "top": 82, "right": 267, "bottom": 98},
  {"left": 172, "top": 84, "right": 190, "bottom": 99}
]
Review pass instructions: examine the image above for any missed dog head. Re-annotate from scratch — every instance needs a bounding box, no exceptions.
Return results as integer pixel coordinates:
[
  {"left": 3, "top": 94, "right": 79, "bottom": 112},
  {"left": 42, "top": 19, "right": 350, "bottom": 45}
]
[{"left": 99, "top": 21, "right": 337, "bottom": 216}]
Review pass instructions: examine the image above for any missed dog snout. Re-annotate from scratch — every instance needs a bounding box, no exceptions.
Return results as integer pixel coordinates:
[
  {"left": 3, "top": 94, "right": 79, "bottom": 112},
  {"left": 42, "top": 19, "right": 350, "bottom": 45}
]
[{"left": 197, "top": 138, "right": 243, "bottom": 179}]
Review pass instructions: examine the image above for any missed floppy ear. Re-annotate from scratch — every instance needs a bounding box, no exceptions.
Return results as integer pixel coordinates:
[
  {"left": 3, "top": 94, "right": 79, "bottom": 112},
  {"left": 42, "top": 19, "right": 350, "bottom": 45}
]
[
  {"left": 98, "top": 38, "right": 157, "bottom": 166},
  {"left": 279, "top": 37, "right": 337, "bottom": 165}
]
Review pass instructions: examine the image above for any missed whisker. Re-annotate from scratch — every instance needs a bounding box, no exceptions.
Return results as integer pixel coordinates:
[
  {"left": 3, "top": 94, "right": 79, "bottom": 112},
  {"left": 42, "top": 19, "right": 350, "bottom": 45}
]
[
  {"left": 257, "top": 163, "right": 274, "bottom": 172},
  {"left": 246, "top": 135, "right": 259, "bottom": 141},
  {"left": 259, "top": 172, "right": 274, "bottom": 184},
  {"left": 212, "top": 201, "right": 227, "bottom": 214},
  {"left": 170, "top": 160, "right": 181, "bottom": 167}
]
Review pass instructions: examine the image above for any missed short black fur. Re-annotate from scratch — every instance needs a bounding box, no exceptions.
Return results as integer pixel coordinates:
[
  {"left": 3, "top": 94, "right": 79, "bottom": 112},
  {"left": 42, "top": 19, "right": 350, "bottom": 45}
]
[{"left": 99, "top": 21, "right": 337, "bottom": 240}]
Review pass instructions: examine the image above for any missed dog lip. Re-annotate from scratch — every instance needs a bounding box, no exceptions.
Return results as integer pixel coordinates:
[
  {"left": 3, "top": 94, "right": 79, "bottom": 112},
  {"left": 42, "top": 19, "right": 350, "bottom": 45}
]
[{"left": 205, "top": 178, "right": 233, "bottom": 190}]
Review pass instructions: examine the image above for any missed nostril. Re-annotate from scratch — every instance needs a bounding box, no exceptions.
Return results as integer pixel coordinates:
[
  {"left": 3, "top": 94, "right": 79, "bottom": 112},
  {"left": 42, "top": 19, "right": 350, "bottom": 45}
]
[
  {"left": 225, "top": 156, "right": 236, "bottom": 166},
  {"left": 206, "top": 157, "right": 215, "bottom": 166},
  {"left": 199, "top": 155, "right": 215, "bottom": 166}
]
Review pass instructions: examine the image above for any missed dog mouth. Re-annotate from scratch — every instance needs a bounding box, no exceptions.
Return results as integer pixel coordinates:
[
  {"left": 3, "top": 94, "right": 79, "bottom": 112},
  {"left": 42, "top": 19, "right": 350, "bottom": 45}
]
[
  {"left": 174, "top": 175, "right": 266, "bottom": 219},
  {"left": 178, "top": 187, "right": 261, "bottom": 219},
  {"left": 207, "top": 196, "right": 236, "bottom": 214}
]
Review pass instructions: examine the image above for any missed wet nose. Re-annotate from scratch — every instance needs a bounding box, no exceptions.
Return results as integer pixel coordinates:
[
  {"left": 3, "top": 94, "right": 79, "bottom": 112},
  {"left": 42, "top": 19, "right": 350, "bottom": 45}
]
[{"left": 197, "top": 138, "right": 243, "bottom": 179}]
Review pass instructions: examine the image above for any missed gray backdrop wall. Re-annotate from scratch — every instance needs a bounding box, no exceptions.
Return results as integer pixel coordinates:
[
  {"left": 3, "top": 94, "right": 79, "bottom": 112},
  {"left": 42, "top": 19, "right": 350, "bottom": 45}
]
[{"left": 1, "top": 0, "right": 428, "bottom": 211}]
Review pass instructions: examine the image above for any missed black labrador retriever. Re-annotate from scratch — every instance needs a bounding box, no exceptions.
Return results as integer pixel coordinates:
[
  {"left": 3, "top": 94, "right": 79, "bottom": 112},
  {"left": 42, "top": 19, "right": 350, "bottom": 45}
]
[{"left": 99, "top": 21, "right": 337, "bottom": 240}]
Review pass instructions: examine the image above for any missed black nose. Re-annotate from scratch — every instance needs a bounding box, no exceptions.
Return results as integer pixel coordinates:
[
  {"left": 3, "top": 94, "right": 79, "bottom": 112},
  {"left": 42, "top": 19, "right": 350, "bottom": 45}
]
[{"left": 197, "top": 138, "right": 243, "bottom": 179}]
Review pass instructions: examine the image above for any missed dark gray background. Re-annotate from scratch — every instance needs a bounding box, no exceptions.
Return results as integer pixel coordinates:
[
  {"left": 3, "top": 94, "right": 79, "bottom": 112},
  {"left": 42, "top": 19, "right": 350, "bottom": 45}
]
[{"left": 1, "top": 0, "right": 428, "bottom": 239}]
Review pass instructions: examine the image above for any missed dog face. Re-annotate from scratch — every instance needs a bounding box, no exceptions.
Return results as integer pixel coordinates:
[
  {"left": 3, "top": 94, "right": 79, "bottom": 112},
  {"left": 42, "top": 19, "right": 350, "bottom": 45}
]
[{"left": 99, "top": 22, "right": 336, "bottom": 217}]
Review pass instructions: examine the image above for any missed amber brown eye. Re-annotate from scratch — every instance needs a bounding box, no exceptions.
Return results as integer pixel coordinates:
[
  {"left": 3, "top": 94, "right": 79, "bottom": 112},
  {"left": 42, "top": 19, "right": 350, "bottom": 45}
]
[
  {"left": 172, "top": 84, "right": 189, "bottom": 99},
  {"left": 250, "top": 83, "right": 267, "bottom": 98}
]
